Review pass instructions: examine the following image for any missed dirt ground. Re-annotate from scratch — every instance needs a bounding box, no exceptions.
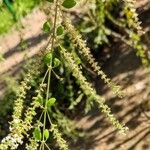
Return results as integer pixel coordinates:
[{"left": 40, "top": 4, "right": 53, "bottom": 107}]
[
  {"left": 0, "top": 1, "right": 150, "bottom": 150},
  {"left": 0, "top": 9, "right": 48, "bottom": 97}
]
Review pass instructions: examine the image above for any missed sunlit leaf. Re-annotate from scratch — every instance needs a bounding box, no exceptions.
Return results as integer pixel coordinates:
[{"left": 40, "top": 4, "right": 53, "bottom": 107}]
[
  {"left": 44, "top": 129, "right": 49, "bottom": 140},
  {"left": 54, "top": 58, "right": 61, "bottom": 67},
  {"left": 57, "top": 25, "right": 64, "bottom": 36},
  {"left": 33, "top": 128, "right": 41, "bottom": 141},
  {"left": 47, "top": 98, "right": 56, "bottom": 108},
  {"left": 62, "top": 0, "right": 76, "bottom": 9},
  {"left": 43, "top": 52, "right": 52, "bottom": 65},
  {"left": 43, "top": 21, "right": 51, "bottom": 33}
]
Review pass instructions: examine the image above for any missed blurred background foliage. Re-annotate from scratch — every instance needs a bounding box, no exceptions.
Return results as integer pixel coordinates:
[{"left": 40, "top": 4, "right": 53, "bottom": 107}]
[{"left": 0, "top": 0, "right": 40, "bottom": 34}]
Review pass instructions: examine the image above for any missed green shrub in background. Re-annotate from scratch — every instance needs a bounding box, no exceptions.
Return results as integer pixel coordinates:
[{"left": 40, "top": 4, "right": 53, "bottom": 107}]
[
  {"left": 0, "top": 0, "right": 149, "bottom": 150},
  {"left": 0, "top": 0, "right": 40, "bottom": 34},
  {"left": 0, "top": 7, "right": 14, "bottom": 34}
]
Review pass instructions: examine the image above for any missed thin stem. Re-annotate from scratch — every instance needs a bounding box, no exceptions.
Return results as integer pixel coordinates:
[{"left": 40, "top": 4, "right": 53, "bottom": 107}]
[
  {"left": 42, "top": 1, "right": 59, "bottom": 149},
  {"left": 47, "top": 112, "right": 53, "bottom": 125},
  {"left": 39, "top": 142, "right": 43, "bottom": 150},
  {"left": 39, "top": 112, "right": 44, "bottom": 122},
  {"left": 52, "top": 69, "right": 63, "bottom": 80},
  {"left": 41, "top": 69, "right": 49, "bottom": 84},
  {"left": 45, "top": 143, "right": 51, "bottom": 150}
]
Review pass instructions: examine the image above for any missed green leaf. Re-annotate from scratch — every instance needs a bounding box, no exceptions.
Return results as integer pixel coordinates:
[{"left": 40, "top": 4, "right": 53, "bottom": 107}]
[
  {"left": 57, "top": 26, "right": 64, "bottom": 36},
  {"left": 54, "top": 58, "right": 61, "bottom": 68},
  {"left": 62, "top": 0, "right": 76, "bottom": 9},
  {"left": 43, "top": 52, "right": 52, "bottom": 65},
  {"left": 33, "top": 128, "right": 41, "bottom": 141},
  {"left": 43, "top": 21, "right": 51, "bottom": 33},
  {"left": 47, "top": 98, "right": 56, "bottom": 108},
  {"left": 46, "top": 0, "right": 54, "bottom": 2},
  {"left": 44, "top": 129, "right": 49, "bottom": 140}
]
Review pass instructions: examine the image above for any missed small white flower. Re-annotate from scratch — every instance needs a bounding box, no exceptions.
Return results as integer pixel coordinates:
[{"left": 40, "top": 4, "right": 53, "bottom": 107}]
[{"left": 13, "top": 119, "right": 20, "bottom": 124}]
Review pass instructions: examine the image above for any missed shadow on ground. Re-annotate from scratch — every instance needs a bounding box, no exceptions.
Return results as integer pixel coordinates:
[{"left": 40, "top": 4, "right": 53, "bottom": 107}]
[{"left": 69, "top": 5, "right": 150, "bottom": 150}]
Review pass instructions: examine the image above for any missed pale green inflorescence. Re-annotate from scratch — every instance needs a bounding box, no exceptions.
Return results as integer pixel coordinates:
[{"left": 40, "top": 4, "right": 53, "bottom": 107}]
[
  {"left": 60, "top": 46, "right": 128, "bottom": 134},
  {"left": 51, "top": 124, "right": 69, "bottom": 150},
  {"left": 123, "top": 0, "right": 149, "bottom": 65},
  {"left": 26, "top": 138, "right": 39, "bottom": 150},
  {"left": 0, "top": 84, "right": 44, "bottom": 150},
  {"left": 0, "top": 72, "right": 33, "bottom": 150},
  {"left": 61, "top": 15, "right": 124, "bottom": 98},
  {"left": 123, "top": 0, "right": 142, "bottom": 34}
]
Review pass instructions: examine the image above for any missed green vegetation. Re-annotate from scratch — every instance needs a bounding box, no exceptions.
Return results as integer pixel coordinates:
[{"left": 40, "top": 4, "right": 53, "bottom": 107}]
[{"left": 0, "top": 0, "right": 40, "bottom": 34}]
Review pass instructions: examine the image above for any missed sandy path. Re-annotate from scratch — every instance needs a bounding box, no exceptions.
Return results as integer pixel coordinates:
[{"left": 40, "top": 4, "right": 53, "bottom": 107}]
[
  {"left": 0, "top": 9, "right": 47, "bottom": 97},
  {"left": 0, "top": 9, "right": 47, "bottom": 75}
]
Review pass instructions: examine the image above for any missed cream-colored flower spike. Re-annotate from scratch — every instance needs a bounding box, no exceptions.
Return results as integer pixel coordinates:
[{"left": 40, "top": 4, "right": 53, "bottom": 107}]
[
  {"left": 123, "top": 0, "right": 143, "bottom": 34},
  {"left": 51, "top": 124, "right": 69, "bottom": 150},
  {"left": 0, "top": 83, "right": 43, "bottom": 150},
  {"left": 60, "top": 46, "right": 128, "bottom": 134},
  {"left": 61, "top": 14, "right": 124, "bottom": 98},
  {"left": 26, "top": 138, "right": 39, "bottom": 150}
]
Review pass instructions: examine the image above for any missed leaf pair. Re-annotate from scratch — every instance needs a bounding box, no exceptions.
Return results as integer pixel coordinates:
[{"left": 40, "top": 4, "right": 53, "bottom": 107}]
[
  {"left": 43, "top": 52, "right": 61, "bottom": 68},
  {"left": 33, "top": 128, "right": 49, "bottom": 141},
  {"left": 43, "top": 21, "right": 64, "bottom": 35}
]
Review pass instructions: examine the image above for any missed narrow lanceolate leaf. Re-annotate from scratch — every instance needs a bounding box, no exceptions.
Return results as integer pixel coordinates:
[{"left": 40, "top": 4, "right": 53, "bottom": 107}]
[
  {"left": 33, "top": 128, "right": 42, "bottom": 141},
  {"left": 44, "top": 129, "right": 49, "bottom": 140},
  {"left": 62, "top": 0, "right": 76, "bottom": 9}
]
